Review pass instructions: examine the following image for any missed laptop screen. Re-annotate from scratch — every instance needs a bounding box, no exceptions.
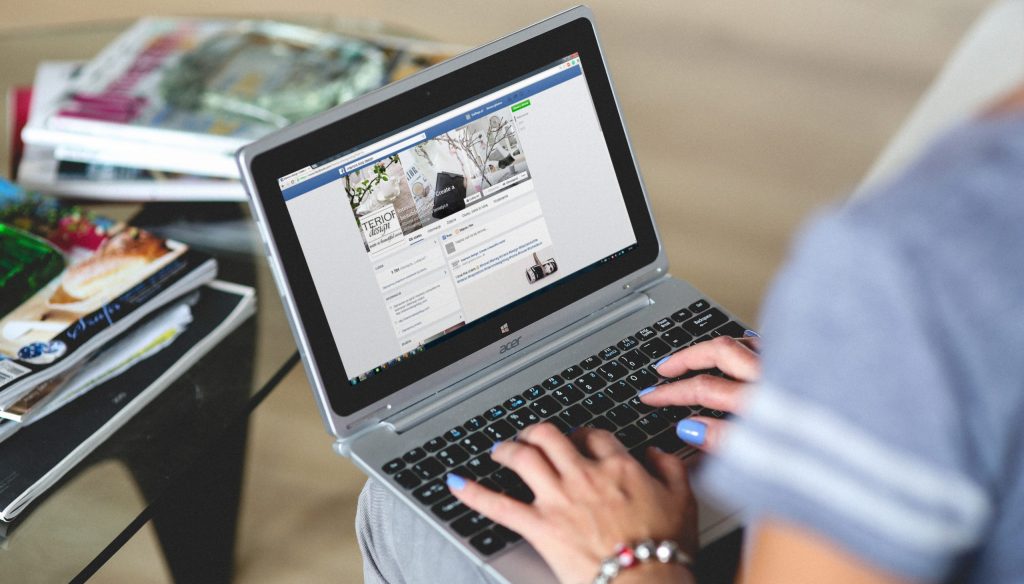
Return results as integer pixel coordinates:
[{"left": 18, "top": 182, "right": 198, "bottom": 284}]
[{"left": 276, "top": 54, "right": 638, "bottom": 386}]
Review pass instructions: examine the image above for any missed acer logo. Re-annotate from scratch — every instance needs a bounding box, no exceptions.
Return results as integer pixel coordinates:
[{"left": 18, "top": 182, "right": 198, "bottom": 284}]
[{"left": 499, "top": 336, "right": 521, "bottom": 354}]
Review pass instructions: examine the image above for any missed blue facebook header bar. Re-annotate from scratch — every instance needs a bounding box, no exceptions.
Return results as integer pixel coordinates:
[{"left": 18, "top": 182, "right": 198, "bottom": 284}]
[{"left": 281, "top": 64, "right": 582, "bottom": 202}]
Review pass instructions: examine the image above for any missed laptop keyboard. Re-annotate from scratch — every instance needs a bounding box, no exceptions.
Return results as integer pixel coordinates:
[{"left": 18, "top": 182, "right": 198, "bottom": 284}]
[{"left": 379, "top": 299, "right": 747, "bottom": 557}]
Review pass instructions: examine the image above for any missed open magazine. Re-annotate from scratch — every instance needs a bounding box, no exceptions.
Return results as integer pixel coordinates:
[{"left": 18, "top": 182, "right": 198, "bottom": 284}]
[
  {"left": 20, "top": 18, "right": 456, "bottom": 179},
  {"left": 0, "top": 182, "right": 217, "bottom": 408}
]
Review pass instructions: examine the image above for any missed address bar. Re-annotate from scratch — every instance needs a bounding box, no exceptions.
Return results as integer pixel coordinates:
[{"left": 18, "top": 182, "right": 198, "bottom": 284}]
[{"left": 342, "top": 132, "right": 427, "bottom": 174}]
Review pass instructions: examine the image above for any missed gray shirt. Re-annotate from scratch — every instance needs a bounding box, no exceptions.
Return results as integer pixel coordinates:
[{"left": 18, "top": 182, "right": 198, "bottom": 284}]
[{"left": 700, "top": 113, "right": 1024, "bottom": 583}]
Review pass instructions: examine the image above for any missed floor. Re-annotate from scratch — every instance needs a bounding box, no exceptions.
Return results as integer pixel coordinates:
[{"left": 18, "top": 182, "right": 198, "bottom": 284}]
[{"left": 0, "top": 0, "right": 991, "bottom": 581}]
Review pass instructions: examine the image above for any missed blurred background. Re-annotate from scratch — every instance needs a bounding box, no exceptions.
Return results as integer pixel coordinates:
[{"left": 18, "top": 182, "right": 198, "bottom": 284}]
[{"left": 0, "top": 0, "right": 991, "bottom": 581}]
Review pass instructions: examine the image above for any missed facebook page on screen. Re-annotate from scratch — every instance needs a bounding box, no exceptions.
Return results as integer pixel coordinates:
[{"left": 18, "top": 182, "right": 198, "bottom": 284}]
[{"left": 279, "top": 55, "right": 637, "bottom": 384}]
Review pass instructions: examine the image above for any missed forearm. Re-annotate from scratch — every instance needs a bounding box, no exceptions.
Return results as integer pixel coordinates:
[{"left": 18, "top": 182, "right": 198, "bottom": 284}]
[{"left": 612, "top": 562, "right": 695, "bottom": 584}]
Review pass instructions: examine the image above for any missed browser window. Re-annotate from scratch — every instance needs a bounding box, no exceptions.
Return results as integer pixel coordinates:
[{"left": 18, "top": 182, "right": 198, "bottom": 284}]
[{"left": 279, "top": 55, "right": 637, "bottom": 384}]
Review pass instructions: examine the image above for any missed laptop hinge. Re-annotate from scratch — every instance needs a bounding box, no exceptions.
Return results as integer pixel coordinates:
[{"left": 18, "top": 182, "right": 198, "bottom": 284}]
[{"left": 381, "top": 289, "right": 655, "bottom": 435}]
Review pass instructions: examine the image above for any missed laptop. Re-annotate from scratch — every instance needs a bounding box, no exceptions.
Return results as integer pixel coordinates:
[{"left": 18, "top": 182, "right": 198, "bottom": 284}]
[{"left": 238, "top": 6, "right": 747, "bottom": 582}]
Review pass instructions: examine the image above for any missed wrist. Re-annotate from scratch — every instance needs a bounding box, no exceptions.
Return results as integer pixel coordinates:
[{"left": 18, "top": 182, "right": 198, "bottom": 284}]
[{"left": 613, "top": 561, "right": 694, "bottom": 584}]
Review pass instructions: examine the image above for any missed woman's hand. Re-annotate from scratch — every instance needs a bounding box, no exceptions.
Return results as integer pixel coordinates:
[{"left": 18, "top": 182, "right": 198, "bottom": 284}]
[
  {"left": 641, "top": 335, "right": 761, "bottom": 451},
  {"left": 448, "top": 423, "right": 697, "bottom": 584}
]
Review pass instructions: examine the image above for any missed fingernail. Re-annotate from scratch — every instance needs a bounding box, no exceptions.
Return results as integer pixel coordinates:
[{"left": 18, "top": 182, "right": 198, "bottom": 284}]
[
  {"left": 638, "top": 386, "right": 657, "bottom": 397},
  {"left": 654, "top": 355, "right": 672, "bottom": 369},
  {"left": 446, "top": 473, "right": 467, "bottom": 491},
  {"left": 490, "top": 440, "right": 503, "bottom": 454},
  {"left": 676, "top": 419, "right": 707, "bottom": 446},
  {"left": 743, "top": 329, "right": 760, "bottom": 338}
]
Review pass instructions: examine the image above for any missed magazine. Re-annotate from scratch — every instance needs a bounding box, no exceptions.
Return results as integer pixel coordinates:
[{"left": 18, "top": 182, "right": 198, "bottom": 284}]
[
  {"left": 20, "top": 18, "right": 458, "bottom": 179},
  {"left": 0, "top": 182, "right": 217, "bottom": 407},
  {"left": 0, "top": 280, "right": 255, "bottom": 523},
  {"left": 14, "top": 63, "right": 246, "bottom": 200}
]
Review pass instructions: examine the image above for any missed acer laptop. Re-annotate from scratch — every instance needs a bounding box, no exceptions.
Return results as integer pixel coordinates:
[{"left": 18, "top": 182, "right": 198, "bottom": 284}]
[{"left": 238, "top": 7, "right": 749, "bottom": 582}]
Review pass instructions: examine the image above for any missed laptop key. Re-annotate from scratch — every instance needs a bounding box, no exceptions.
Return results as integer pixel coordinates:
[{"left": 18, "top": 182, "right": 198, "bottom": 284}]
[
  {"left": 492, "top": 468, "right": 521, "bottom": 489},
  {"left": 402, "top": 447, "right": 426, "bottom": 463},
  {"left": 659, "top": 406, "right": 689, "bottom": 422},
  {"left": 637, "top": 411, "right": 670, "bottom": 435},
  {"left": 444, "top": 426, "right": 467, "bottom": 442},
  {"left": 691, "top": 335, "right": 712, "bottom": 345},
  {"left": 507, "top": 483, "right": 535, "bottom": 503},
  {"left": 606, "top": 380, "right": 635, "bottom": 402},
  {"left": 461, "top": 433, "right": 493, "bottom": 455},
  {"left": 599, "top": 346, "right": 620, "bottom": 360},
  {"left": 712, "top": 320, "right": 747, "bottom": 339},
  {"left": 629, "top": 396, "right": 656, "bottom": 415},
  {"left": 682, "top": 308, "right": 728, "bottom": 337},
  {"left": 484, "top": 420, "right": 516, "bottom": 442},
  {"left": 503, "top": 395, "right": 527, "bottom": 411},
  {"left": 437, "top": 444, "right": 470, "bottom": 467},
  {"left": 580, "top": 355, "right": 602, "bottom": 370},
  {"left": 646, "top": 427, "right": 694, "bottom": 456},
  {"left": 465, "top": 416, "right": 487, "bottom": 431},
  {"left": 606, "top": 403, "right": 639, "bottom": 426},
  {"left": 432, "top": 497, "right": 470, "bottom": 521},
  {"left": 670, "top": 307, "right": 693, "bottom": 322},
  {"left": 382, "top": 458, "right": 405, "bottom": 474},
  {"left": 614, "top": 425, "right": 647, "bottom": 448},
  {"left": 639, "top": 338, "right": 671, "bottom": 360},
  {"left": 559, "top": 404, "right": 590, "bottom": 427},
  {"left": 552, "top": 385, "right": 584, "bottom": 406},
  {"left": 412, "top": 457, "right": 445, "bottom": 480},
  {"left": 688, "top": 299, "right": 710, "bottom": 314},
  {"left": 653, "top": 317, "right": 675, "bottom": 332},
  {"left": 522, "top": 385, "right": 545, "bottom": 400},
  {"left": 561, "top": 364, "right": 584, "bottom": 379},
  {"left": 661, "top": 327, "right": 692, "bottom": 349},
  {"left": 507, "top": 410, "right": 540, "bottom": 429},
  {"left": 493, "top": 524, "right": 523, "bottom": 543},
  {"left": 582, "top": 391, "right": 614, "bottom": 415},
  {"left": 625, "top": 368, "right": 659, "bottom": 391},
  {"left": 470, "top": 529, "right": 506, "bottom": 555},
  {"left": 550, "top": 416, "right": 573, "bottom": 433},
  {"left": 619, "top": 350, "right": 646, "bottom": 370},
  {"left": 617, "top": 336, "right": 639, "bottom": 351},
  {"left": 597, "top": 360, "right": 628, "bottom": 382},
  {"left": 484, "top": 406, "right": 507, "bottom": 421},
  {"left": 393, "top": 469, "right": 420, "bottom": 489},
  {"left": 585, "top": 415, "right": 618, "bottom": 432},
  {"left": 541, "top": 375, "right": 564, "bottom": 390},
  {"left": 452, "top": 512, "right": 492, "bottom": 537},
  {"left": 413, "top": 479, "right": 449, "bottom": 504},
  {"left": 467, "top": 454, "right": 500, "bottom": 476},
  {"left": 574, "top": 372, "right": 605, "bottom": 393},
  {"left": 529, "top": 395, "right": 562, "bottom": 418},
  {"left": 423, "top": 437, "right": 446, "bottom": 453},
  {"left": 635, "top": 327, "right": 657, "bottom": 342}
]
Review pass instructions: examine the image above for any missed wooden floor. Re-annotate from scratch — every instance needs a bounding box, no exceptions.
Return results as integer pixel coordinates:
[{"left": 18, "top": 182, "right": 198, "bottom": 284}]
[{"left": 1, "top": 0, "right": 990, "bottom": 581}]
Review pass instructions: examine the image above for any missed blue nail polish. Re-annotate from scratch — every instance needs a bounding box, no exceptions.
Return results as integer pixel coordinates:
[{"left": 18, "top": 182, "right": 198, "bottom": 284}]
[
  {"left": 490, "top": 440, "right": 503, "bottom": 454},
  {"left": 446, "top": 473, "right": 467, "bottom": 491},
  {"left": 654, "top": 355, "right": 672, "bottom": 369},
  {"left": 743, "top": 329, "right": 760, "bottom": 338},
  {"left": 638, "top": 386, "right": 657, "bottom": 397},
  {"left": 676, "top": 419, "right": 707, "bottom": 445}
]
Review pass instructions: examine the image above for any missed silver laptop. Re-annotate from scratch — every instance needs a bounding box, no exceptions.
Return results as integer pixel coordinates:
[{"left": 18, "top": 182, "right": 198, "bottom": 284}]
[{"left": 238, "top": 6, "right": 745, "bottom": 582}]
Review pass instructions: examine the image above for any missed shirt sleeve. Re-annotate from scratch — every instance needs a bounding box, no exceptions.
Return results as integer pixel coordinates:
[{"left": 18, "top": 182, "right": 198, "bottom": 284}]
[{"left": 697, "top": 143, "right": 999, "bottom": 581}]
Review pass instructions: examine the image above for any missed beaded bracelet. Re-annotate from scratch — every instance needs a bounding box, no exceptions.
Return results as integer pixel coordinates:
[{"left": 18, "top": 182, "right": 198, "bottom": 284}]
[{"left": 592, "top": 539, "right": 693, "bottom": 584}]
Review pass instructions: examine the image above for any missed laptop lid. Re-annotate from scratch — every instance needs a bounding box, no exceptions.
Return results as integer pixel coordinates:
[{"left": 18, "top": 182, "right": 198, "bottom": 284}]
[{"left": 238, "top": 6, "right": 667, "bottom": 438}]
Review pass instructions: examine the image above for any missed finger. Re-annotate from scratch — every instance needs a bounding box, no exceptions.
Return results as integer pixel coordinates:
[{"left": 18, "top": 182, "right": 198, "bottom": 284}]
[
  {"left": 640, "top": 374, "right": 747, "bottom": 413},
  {"left": 490, "top": 440, "right": 561, "bottom": 495},
  {"left": 570, "top": 427, "right": 628, "bottom": 460},
  {"left": 644, "top": 447, "right": 690, "bottom": 494},
  {"left": 447, "top": 474, "right": 538, "bottom": 535},
  {"left": 654, "top": 336, "right": 760, "bottom": 381},
  {"left": 675, "top": 416, "right": 729, "bottom": 452},
  {"left": 517, "top": 422, "right": 588, "bottom": 478}
]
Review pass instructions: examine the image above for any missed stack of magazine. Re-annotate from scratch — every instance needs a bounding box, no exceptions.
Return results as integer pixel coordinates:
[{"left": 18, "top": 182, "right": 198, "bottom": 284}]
[
  {"left": 9, "top": 17, "right": 458, "bottom": 201},
  {"left": 0, "top": 181, "right": 255, "bottom": 524}
]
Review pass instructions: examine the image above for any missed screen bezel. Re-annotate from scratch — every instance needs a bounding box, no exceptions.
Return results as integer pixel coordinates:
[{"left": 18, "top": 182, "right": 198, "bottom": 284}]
[{"left": 247, "top": 16, "right": 660, "bottom": 417}]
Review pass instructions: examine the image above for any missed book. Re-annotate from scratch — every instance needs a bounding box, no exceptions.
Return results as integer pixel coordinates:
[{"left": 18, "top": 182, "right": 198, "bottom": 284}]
[
  {"left": 0, "top": 280, "right": 255, "bottom": 522},
  {"left": 0, "top": 182, "right": 217, "bottom": 408},
  {"left": 16, "top": 62, "right": 246, "bottom": 197}
]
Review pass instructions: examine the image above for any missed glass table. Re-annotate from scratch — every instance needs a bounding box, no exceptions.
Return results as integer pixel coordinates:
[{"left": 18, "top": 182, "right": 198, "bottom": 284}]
[{"left": 0, "top": 21, "right": 309, "bottom": 583}]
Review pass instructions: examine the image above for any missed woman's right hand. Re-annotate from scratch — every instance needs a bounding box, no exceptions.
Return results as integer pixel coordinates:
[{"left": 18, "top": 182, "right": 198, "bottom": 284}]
[{"left": 640, "top": 335, "right": 761, "bottom": 451}]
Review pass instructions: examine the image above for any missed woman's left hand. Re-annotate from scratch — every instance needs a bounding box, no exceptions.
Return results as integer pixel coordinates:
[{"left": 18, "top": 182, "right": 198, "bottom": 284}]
[{"left": 448, "top": 423, "right": 698, "bottom": 584}]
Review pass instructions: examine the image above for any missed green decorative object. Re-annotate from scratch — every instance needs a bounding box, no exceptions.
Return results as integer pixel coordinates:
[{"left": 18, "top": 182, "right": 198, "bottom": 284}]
[{"left": 0, "top": 223, "right": 66, "bottom": 316}]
